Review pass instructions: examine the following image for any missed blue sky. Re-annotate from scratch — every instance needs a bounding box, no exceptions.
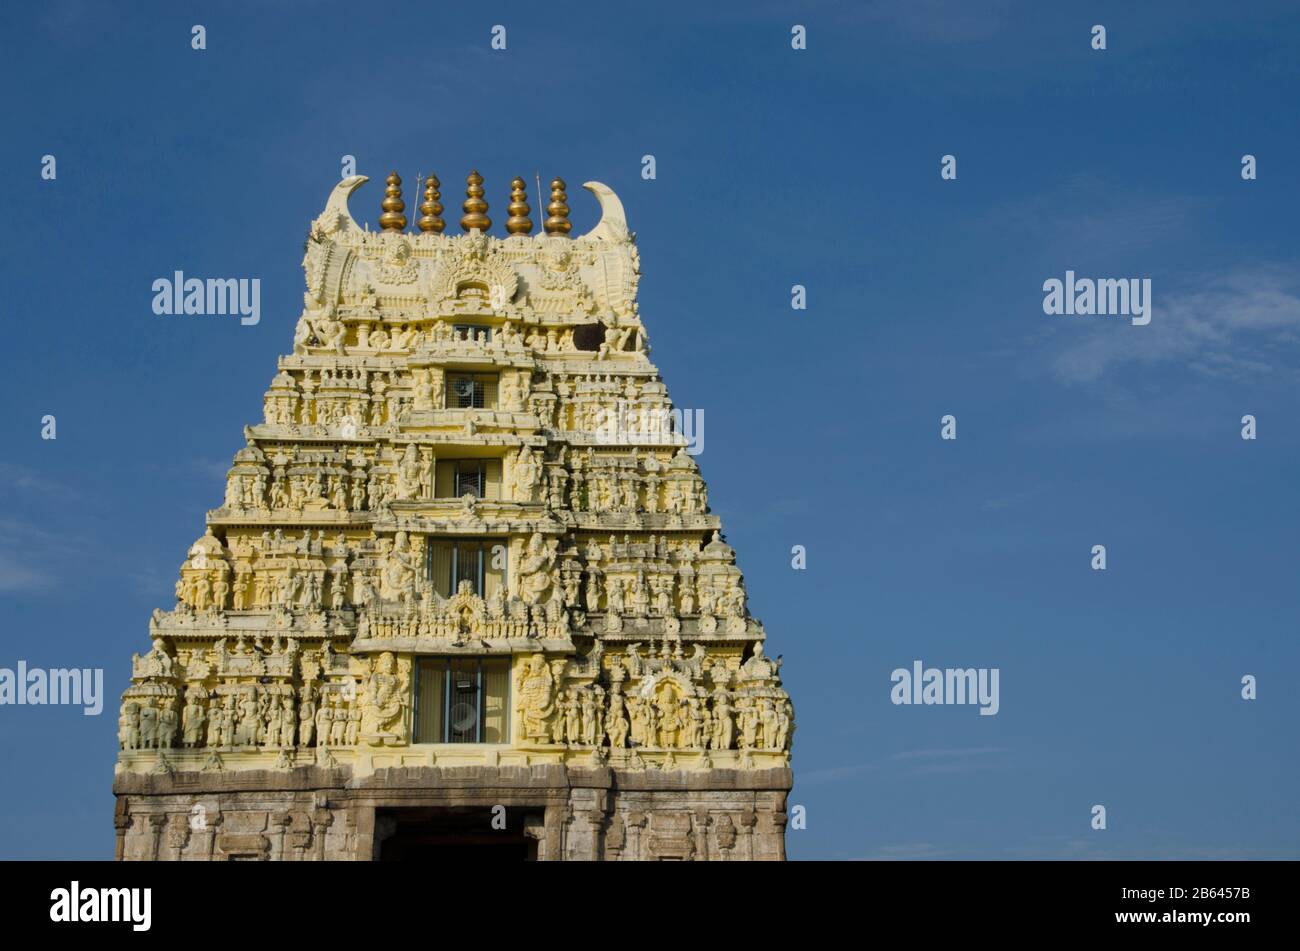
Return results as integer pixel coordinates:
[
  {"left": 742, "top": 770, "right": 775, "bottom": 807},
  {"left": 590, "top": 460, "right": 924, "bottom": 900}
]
[{"left": 3, "top": 0, "right": 1299, "bottom": 859}]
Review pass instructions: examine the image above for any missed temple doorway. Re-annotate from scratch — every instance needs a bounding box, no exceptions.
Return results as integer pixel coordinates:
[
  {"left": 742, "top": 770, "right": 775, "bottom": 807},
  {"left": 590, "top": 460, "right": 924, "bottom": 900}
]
[{"left": 375, "top": 806, "right": 540, "bottom": 861}]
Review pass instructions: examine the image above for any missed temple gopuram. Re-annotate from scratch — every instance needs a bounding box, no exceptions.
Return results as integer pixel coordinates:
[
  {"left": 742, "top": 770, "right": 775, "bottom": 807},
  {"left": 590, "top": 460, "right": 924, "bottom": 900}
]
[{"left": 113, "top": 169, "right": 794, "bottom": 861}]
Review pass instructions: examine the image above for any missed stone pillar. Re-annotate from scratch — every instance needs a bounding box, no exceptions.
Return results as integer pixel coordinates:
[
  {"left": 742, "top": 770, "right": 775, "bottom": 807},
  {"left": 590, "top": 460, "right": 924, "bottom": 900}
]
[
  {"left": 739, "top": 806, "right": 756, "bottom": 862},
  {"left": 625, "top": 810, "right": 647, "bottom": 862},
  {"left": 541, "top": 804, "right": 569, "bottom": 861},
  {"left": 605, "top": 812, "right": 626, "bottom": 861},
  {"left": 198, "top": 810, "right": 221, "bottom": 861},
  {"left": 147, "top": 814, "right": 167, "bottom": 861},
  {"left": 113, "top": 806, "right": 131, "bottom": 862},
  {"left": 311, "top": 806, "right": 334, "bottom": 861},
  {"left": 583, "top": 808, "right": 605, "bottom": 861},
  {"left": 756, "top": 808, "right": 788, "bottom": 861},
  {"left": 166, "top": 812, "right": 191, "bottom": 860},
  {"left": 523, "top": 815, "right": 546, "bottom": 859},
  {"left": 692, "top": 808, "right": 712, "bottom": 862},
  {"left": 368, "top": 810, "right": 393, "bottom": 861},
  {"left": 270, "top": 811, "right": 291, "bottom": 861}
]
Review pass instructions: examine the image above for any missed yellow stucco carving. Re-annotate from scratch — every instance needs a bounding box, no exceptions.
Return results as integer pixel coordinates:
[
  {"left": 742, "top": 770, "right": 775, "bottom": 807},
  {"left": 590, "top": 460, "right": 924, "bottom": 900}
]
[{"left": 117, "top": 172, "right": 793, "bottom": 780}]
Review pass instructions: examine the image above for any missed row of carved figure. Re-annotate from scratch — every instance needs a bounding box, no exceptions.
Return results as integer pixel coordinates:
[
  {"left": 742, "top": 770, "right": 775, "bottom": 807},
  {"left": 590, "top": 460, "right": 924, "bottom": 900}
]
[
  {"left": 121, "top": 653, "right": 411, "bottom": 752},
  {"left": 265, "top": 368, "right": 540, "bottom": 427},
  {"left": 196, "top": 526, "right": 728, "bottom": 566},
  {"left": 293, "top": 309, "right": 644, "bottom": 358},
  {"left": 262, "top": 396, "right": 685, "bottom": 447},
  {"left": 267, "top": 386, "right": 681, "bottom": 434},
  {"left": 119, "top": 668, "right": 790, "bottom": 755},
  {"left": 264, "top": 374, "right": 683, "bottom": 441},
  {"left": 572, "top": 468, "right": 707, "bottom": 514},
  {"left": 261, "top": 365, "right": 671, "bottom": 420},
  {"left": 174, "top": 525, "right": 745, "bottom": 618},
  {"left": 532, "top": 683, "right": 792, "bottom": 752},
  {"left": 120, "top": 687, "right": 366, "bottom": 751},
  {"left": 516, "top": 656, "right": 791, "bottom": 752},
  {"left": 177, "top": 567, "right": 349, "bottom": 612},
  {"left": 223, "top": 448, "right": 706, "bottom": 514},
  {"left": 175, "top": 559, "right": 743, "bottom": 620},
  {"left": 582, "top": 570, "right": 743, "bottom": 617}
]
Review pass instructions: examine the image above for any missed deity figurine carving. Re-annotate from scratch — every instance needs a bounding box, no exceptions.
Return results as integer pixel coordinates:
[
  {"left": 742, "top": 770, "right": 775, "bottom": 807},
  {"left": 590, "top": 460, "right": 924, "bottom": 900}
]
[
  {"left": 379, "top": 531, "right": 420, "bottom": 602},
  {"left": 513, "top": 446, "right": 540, "bottom": 502},
  {"left": 711, "top": 689, "right": 734, "bottom": 750},
  {"left": 395, "top": 444, "right": 423, "bottom": 500},
  {"left": 516, "top": 654, "right": 556, "bottom": 743},
  {"left": 118, "top": 702, "right": 141, "bottom": 751},
  {"left": 500, "top": 373, "right": 520, "bottom": 412},
  {"left": 412, "top": 369, "right": 434, "bottom": 412},
  {"left": 655, "top": 687, "right": 683, "bottom": 749},
  {"left": 606, "top": 685, "right": 629, "bottom": 748},
  {"left": 360, "top": 651, "right": 407, "bottom": 744},
  {"left": 298, "top": 686, "right": 317, "bottom": 747},
  {"left": 182, "top": 687, "right": 207, "bottom": 747},
  {"left": 517, "top": 532, "right": 557, "bottom": 606},
  {"left": 377, "top": 237, "right": 419, "bottom": 285}
]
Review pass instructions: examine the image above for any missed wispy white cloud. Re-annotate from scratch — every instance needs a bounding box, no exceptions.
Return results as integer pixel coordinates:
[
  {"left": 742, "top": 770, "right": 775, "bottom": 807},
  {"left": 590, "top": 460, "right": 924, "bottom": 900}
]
[
  {"left": 0, "top": 519, "right": 83, "bottom": 593},
  {"left": 890, "top": 747, "right": 1009, "bottom": 760},
  {"left": 133, "top": 457, "right": 230, "bottom": 486},
  {"left": 185, "top": 458, "right": 232, "bottom": 483},
  {"left": 0, "top": 463, "right": 79, "bottom": 501},
  {"left": 0, "top": 465, "right": 90, "bottom": 591},
  {"left": 980, "top": 177, "right": 1203, "bottom": 260},
  {"left": 854, "top": 842, "right": 958, "bottom": 860},
  {"left": 798, "top": 762, "right": 881, "bottom": 787},
  {"left": 0, "top": 551, "right": 51, "bottom": 592},
  {"left": 801, "top": 747, "right": 1009, "bottom": 787},
  {"left": 1049, "top": 264, "right": 1300, "bottom": 385}
]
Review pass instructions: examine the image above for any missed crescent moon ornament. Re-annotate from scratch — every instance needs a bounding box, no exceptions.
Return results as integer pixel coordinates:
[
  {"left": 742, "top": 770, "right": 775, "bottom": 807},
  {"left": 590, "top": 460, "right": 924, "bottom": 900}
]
[
  {"left": 314, "top": 174, "right": 369, "bottom": 236},
  {"left": 580, "top": 181, "right": 629, "bottom": 242}
]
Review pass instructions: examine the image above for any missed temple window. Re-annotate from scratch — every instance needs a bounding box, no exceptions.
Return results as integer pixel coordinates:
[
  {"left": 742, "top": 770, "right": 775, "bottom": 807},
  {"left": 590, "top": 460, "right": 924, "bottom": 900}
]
[
  {"left": 426, "top": 537, "right": 506, "bottom": 599},
  {"left": 446, "top": 372, "right": 498, "bottom": 409},
  {"left": 434, "top": 458, "right": 502, "bottom": 500},
  {"left": 452, "top": 323, "right": 492, "bottom": 343},
  {"left": 413, "top": 656, "right": 511, "bottom": 744}
]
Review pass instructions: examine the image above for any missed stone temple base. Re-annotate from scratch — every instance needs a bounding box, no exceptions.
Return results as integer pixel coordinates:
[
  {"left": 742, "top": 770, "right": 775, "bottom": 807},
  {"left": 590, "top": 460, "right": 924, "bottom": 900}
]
[{"left": 113, "top": 765, "right": 792, "bottom": 861}]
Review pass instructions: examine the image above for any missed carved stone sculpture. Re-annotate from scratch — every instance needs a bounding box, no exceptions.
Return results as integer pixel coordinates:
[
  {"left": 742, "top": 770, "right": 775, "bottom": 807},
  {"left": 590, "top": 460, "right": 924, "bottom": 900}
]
[{"left": 113, "top": 171, "right": 794, "bottom": 863}]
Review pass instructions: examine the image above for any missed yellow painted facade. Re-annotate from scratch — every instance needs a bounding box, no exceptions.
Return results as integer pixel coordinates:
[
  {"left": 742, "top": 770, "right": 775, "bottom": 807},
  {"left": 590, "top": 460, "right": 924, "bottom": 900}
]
[{"left": 113, "top": 172, "right": 792, "bottom": 860}]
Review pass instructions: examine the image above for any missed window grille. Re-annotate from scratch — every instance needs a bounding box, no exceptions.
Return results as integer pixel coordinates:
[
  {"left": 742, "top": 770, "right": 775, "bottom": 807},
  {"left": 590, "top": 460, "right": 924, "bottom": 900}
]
[
  {"left": 413, "top": 657, "right": 510, "bottom": 743},
  {"left": 446, "top": 373, "right": 498, "bottom": 409},
  {"left": 425, "top": 538, "right": 506, "bottom": 598},
  {"left": 434, "top": 459, "right": 502, "bottom": 499}
]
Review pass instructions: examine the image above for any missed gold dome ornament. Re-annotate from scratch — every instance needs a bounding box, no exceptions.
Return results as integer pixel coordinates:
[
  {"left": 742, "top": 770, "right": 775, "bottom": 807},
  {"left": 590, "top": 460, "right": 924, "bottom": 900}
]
[
  {"left": 544, "top": 177, "right": 571, "bottom": 236},
  {"left": 505, "top": 176, "right": 533, "bottom": 235},
  {"left": 460, "top": 170, "right": 491, "bottom": 232},
  {"left": 378, "top": 171, "right": 407, "bottom": 232},
  {"left": 417, "top": 173, "right": 445, "bottom": 234}
]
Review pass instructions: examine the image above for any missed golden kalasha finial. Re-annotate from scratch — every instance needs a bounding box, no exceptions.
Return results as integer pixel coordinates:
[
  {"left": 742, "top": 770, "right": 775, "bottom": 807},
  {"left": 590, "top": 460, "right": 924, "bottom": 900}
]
[
  {"left": 378, "top": 171, "right": 407, "bottom": 232},
  {"left": 460, "top": 170, "right": 491, "bottom": 232},
  {"left": 505, "top": 176, "right": 533, "bottom": 235},
  {"left": 544, "top": 177, "right": 571, "bottom": 236},
  {"left": 417, "top": 173, "right": 445, "bottom": 233}
]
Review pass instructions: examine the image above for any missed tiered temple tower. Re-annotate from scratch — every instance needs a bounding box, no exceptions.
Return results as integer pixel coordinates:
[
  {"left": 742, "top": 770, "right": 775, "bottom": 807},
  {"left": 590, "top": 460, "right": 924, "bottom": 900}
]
[{"left": 113, "top": 171, "right": 794, "bottom": 861}]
